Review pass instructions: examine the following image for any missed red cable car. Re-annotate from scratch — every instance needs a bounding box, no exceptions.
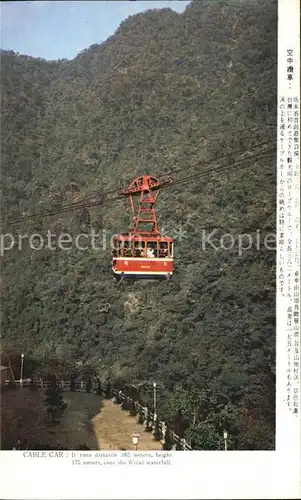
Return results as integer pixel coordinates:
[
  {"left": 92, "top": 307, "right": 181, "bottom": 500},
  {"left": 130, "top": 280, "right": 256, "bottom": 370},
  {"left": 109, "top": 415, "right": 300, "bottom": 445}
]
[{"left": 112, "top": 175, "right": 174, "bottom": 280}]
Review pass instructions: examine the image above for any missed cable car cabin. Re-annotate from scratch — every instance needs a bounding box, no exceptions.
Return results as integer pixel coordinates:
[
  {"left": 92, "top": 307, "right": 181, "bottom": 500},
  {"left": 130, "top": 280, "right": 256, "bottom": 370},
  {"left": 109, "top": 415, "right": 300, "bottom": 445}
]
[
  {"left": 112, "top": 174, "right": 174, "bottom": 280},
  {"left": 112, "top": 234, "right": 174, "bottom": 280}
]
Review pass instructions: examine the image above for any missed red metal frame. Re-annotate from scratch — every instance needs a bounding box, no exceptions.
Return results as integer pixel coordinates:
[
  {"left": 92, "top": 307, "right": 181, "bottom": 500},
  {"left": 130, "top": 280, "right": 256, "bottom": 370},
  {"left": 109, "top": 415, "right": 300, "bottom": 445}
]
[{"left": 118, "top": 175, "right": 172, "bottom": 235}]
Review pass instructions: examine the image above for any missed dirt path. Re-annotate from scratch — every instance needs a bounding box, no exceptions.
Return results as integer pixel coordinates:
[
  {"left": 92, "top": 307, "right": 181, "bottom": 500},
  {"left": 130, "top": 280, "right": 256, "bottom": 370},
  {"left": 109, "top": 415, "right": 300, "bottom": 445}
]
[{"left": 92, "top": 400, "right": 162, "bottom": 450}]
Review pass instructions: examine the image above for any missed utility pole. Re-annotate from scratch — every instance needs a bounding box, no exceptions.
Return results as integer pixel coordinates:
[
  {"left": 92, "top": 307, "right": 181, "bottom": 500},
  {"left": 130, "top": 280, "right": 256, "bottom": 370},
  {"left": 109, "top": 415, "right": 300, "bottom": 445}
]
[
  {"left": 153, "top": 382, "right": 157, "bottom": 422},
  {"left": 20, "top": 353, "right": 24, "bottom": 387},
  {"left": 224, "top": 430, "right": 228, "bottom": 451}
]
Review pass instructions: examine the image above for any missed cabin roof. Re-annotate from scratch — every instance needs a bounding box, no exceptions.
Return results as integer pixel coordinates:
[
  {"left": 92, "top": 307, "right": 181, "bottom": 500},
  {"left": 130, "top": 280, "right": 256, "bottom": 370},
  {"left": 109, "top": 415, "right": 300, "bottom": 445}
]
[{"left": 114, "top": 233, "right": 173, "bottom": 241}]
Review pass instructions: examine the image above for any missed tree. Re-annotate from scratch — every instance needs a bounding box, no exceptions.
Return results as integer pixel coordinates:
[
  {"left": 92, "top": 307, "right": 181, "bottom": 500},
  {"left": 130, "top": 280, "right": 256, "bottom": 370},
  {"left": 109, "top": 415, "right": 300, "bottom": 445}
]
[
  {"left": 173, "top": 409, "right": 190, "bottom": 438},
  {"left": 137, "top": 408, "right": 145, "bottom": 424},
  {"left": 145, "top": 411, "right": 153, "bottom": 432},
  {"left": 104, "top": 381, "right": 111, "bottom": 399},
  {"left": 162, "top": 429, "right": 174, "bottom": 450},
  {"left": 86, "top": 377, "right": 92, "bottom": 393},
  {"left": 70, "top": 376, "right": 76, "bottom": 391},
  {"left": 153, "top": 419, "right": 162, "bottom": 441},
  {"left": 96, "top": 378, "right": 102, "bottom": 396},
  {"left": 44, "top": 387, "right": 67, "bottom": 423},
  {"left": 121, "top": 397, "right": 131, "bottom": 411},
  {"left": 129, "top": 400, "right": 137, "bottom": 416},
  {"left": 49, "top": 375, "right": 58, "bottom": 391},
  {"left": 185, "top": 421, "right": 222, "bottom": 450}
]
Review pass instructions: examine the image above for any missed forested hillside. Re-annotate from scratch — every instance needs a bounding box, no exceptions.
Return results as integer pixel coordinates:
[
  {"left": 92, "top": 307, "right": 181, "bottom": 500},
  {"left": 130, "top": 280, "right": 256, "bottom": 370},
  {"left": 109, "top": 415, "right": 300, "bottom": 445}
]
[{"left": 1, "top": 0, "right": 277, "bottom": 449}]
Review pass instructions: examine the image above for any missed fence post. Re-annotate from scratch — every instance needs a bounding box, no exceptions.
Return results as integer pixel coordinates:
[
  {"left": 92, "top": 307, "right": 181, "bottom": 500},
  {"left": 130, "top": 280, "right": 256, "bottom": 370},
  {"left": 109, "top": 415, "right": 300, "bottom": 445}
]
[{"left": 118, "top": 390, "right": 122, "bottom": 403}]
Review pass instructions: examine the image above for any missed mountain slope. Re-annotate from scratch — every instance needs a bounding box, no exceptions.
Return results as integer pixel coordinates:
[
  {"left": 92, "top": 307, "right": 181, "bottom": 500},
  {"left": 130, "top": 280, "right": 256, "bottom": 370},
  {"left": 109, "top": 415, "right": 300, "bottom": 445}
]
[{"left": 1, "top": 0, "right": 277, "bottom": 449}]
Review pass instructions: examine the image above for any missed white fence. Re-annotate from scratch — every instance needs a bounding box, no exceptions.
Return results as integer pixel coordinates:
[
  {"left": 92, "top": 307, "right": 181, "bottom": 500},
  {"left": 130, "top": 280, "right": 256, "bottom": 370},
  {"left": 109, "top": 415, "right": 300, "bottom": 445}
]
[{"left": 3, "top": 378, "right": 192, "bottom": 450}]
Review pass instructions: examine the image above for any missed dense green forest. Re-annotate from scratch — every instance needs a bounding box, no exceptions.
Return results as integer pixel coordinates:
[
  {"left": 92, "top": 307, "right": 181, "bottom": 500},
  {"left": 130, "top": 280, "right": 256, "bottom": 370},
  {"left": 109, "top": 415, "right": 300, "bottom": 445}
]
[{"left": 1, "top": 0, "right": 277, "bottom": 449}]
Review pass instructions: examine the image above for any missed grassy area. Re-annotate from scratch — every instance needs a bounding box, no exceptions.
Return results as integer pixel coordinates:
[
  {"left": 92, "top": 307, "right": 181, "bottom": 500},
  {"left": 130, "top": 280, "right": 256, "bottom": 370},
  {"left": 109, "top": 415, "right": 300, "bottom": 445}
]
[
  {"left": 1, "top": 389, "right": 100, "bottom": 449},
  {"left": 1, "top": 389, "right": 162, "bottom": 450}
]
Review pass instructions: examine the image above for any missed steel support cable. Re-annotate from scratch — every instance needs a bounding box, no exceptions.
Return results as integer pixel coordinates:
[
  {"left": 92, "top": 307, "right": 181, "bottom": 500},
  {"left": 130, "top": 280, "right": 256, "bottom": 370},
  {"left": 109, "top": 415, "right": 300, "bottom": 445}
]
[
  {"left": 3, "top": 147, "right": 275, "bottom": 226},
  {"left": 154, "top": 139, "right": 275, "bottom": 178},
  {"left": 19, "top": 139, "right": 275, "bottom": 215},
  {"left": 17, "top": 139, "right": 277, "bottom": 214},
  {"left": 171, "top": 150, "right": 275, "bottom": 188}
]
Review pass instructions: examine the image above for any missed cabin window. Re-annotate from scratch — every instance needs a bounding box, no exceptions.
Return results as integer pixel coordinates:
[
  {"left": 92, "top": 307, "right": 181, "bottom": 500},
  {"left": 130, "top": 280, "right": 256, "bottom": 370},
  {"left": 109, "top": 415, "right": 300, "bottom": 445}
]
[
  {"left": 146, "top": 241, "right": 158, "bottom": 258},
  {"left": 159, "top": 242, "right": 168, "bottom": 258},
  {"left": 120, "top": 240, "right": 132, "bottom": 256},
  {"left": 169, "top": 242, "right": 173, "bottom": 257},
  {"left": 134, "top": 240, "right": 145, "bottom": 257},
  {"left": 112, "top": 239, "right": 120, "bottom": 257}
]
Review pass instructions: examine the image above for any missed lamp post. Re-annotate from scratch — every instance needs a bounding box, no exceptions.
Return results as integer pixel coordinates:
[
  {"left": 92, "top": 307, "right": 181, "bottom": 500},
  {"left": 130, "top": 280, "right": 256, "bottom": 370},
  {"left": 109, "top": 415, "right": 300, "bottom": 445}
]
[
  {"left": 131, "top": 433, "right": 140, "bottom": 451},
  {"left": 20, "top": 353, "right": 24, "bottom": 388},
  {"left": 153, "top": 382, "right": 157, "bottom": 422},
  {"left": 223, "top": 430, "right": 228, "bottom": 451}
]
